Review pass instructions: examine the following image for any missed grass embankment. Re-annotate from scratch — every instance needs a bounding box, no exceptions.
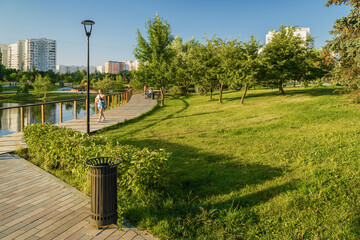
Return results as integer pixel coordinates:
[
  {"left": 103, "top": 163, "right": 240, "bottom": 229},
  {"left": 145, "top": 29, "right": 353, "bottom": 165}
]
[{"left": 98, "top": 87, "right": 360, "bottom": 239}]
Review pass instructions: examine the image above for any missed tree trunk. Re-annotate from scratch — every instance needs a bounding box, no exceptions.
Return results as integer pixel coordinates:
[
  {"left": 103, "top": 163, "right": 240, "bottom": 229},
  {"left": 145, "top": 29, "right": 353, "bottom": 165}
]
[
  {"left": 219, "top": 84, "right": 223, "bottom": 103},
  {"left": 279, "top": 83, "right": 285, "bottom": 95},
  {"left": 294, "top": 80, "right": 296, "bottom": 87},
  {"left": 160, "top": 88, "right": 165, "bottom": 106},
  {"left": 241, "top": 85, "right": 248, "bottom": 104},
  {"left": 210, "top": 88, "right": 213, "bottom": 100}
]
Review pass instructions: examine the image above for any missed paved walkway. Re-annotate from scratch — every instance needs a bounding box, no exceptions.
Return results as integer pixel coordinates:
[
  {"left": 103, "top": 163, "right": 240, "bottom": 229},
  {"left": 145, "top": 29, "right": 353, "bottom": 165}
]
[{"left": 0, "top": 94, "right": 159, "bottom": 239}]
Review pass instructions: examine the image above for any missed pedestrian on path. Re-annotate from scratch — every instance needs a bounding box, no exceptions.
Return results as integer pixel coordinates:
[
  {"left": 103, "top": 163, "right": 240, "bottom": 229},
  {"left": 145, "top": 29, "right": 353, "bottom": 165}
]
[
  {"left": 149, "top": 88, "right": 154, "bottom": 99},
  {"left": 144, "top": 85, "right": 147, "bottom": 97},
  {"left": 95, "top": 89, "right": 106, "bottom": 122}
]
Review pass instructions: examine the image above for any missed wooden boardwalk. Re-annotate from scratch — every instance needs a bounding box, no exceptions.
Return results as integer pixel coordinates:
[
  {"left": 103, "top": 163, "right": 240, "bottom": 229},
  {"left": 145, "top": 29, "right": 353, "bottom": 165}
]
[
  {"left": 0, "top": 94, "right": 158, "bottom": 240},
  {"left": 0, "top": 94, "right": 157, "bottom": 154}
]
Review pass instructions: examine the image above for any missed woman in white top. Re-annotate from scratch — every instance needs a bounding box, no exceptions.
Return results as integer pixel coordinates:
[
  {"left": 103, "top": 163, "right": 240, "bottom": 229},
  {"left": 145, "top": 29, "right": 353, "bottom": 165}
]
[{"left": 95, "top": 89, "right": 106, "bottom": 122}]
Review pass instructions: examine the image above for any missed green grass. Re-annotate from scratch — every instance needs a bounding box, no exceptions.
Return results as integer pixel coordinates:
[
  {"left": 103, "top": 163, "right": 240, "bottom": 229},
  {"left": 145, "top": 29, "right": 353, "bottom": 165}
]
[{"left": 96, "top": 87, "right": 360, "bottom": 239}]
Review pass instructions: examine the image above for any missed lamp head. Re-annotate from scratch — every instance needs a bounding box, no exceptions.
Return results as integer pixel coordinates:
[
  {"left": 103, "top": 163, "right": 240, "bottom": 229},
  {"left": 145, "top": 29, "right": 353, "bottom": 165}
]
[{"left": 81, "top": 20, "right": 95, "bottom": 37}]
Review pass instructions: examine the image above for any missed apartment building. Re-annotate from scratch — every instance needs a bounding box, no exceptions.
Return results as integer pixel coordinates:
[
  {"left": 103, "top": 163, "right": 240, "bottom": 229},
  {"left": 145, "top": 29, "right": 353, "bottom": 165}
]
[
  {"left": 56, "top": 65, "right": 104, "bottom": 74},
  {"left": 0, "top": 44, "right": 9, "bottom": 68},
  {"left": 124, "top": 60, "right": 139, "bottom": 71},
  {"left": 266, "top": 27, "right": 315, "bottom": 48},
  {"left": 104, "top": 60, "right": 139, "bottom": 74},
  {"left": 105, "top": 61, "right": 125, "bottom": 74},
  {"left": 5, "top": 38, "right": 56, "bottom": 71},
  {"left": 8, "top": 41, "right": 25, "bottom": 70},
  {"left": 23, "top": 38, "right": 56, "bottom": 72},
  {"left": 96, "top": 65, "right": 104, "bottom": 73}
]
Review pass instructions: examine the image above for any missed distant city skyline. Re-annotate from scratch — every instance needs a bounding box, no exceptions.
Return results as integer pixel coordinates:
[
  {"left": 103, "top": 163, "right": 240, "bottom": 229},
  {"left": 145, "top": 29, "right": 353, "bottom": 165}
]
[{"left": 0, "top": 0, "right": 351, "bottom": 66}]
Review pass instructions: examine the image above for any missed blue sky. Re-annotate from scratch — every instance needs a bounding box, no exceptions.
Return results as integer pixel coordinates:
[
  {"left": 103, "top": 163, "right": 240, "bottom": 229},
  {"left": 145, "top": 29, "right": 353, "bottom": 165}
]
[{"left": 0, "top": 0, "right": 350, "bottom": 66}]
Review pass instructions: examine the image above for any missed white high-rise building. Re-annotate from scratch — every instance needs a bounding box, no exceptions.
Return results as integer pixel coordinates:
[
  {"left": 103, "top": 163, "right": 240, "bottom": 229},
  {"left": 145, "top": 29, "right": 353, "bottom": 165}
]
[
  {"left": 0, "top": 44, "right": 9, "bottom": 68},
  {"left": 6, "top": 38, "right": 56, "bottom": 71},
  {"left": 24, "top": 38, "right": 56, "bottom": 72},
  {"left": 266, "top": 27, "right": 314, "bottom": 48},
  {"left": 8, "top": 40, "right": 25, "bottom": 70},
  {"left": 95, "top": 65, "right": 104, "bottom": 73},
  {"left": 124, "top": 60, "right": 139, "bottom": 71}
]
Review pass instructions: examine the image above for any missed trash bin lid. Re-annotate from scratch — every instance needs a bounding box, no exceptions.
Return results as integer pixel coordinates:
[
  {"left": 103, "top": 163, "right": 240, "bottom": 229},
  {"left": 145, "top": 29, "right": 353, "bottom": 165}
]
[{"left": 85, "top": 157, "right": 121, "bottom": 168}]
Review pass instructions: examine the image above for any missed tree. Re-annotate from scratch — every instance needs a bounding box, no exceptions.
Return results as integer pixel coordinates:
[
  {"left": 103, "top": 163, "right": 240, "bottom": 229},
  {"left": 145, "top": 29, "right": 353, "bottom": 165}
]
[
  {"left": 33, "top": 74, "right": 52, "bottom": 98},
  {"left": 325, "top": 0, "right": 360, "bottom": 89},
  {"left": 188, "top": 37, "right": 220, "bottom": 100},
  {"left": 133, "top": 14, "right": 174, "bottom": 106},
  {"left": 314, "top": 48, "right": 336, "bottom": 83},
  {"left": 94, "top": 75, "right": 124, "bottom": 93},
  {"left": 239, "top": 36, "right": 263, "bottom": 104},
  {"left": 10, "top": 72, "right": 20, "bottom": 82},
  {"left": 0, "top": 64, "right": 4, "bottom": 81},
  {"left": 169, "top": 36, "right": 198, "bottom": 94},
  {"left": 261, "top": 25, "right": 309, "bottom": 95},
  {"left": 72, "top": 70, "right": 83, "bottom": 84},
  {"left": 17, "top": 74, "right": 30, "bottom": 94},
  {"left": 120, "top": 70, "right": 132, "bottom": 83}
]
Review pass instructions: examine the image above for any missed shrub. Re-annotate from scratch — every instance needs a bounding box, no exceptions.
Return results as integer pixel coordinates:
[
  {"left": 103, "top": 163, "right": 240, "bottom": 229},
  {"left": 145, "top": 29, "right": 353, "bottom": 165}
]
[
  {"left": 23, "top": 123, "right": 170, "bottom": 202},
  {"left": 195, "top": 85, "right": 207, "bottom": 96}
]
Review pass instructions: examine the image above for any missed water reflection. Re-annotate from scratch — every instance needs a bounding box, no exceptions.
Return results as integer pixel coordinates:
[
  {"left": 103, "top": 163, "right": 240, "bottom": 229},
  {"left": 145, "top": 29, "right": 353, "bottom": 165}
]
[{"left": 0, "top": 101, "right": 96, "bottom": 136}]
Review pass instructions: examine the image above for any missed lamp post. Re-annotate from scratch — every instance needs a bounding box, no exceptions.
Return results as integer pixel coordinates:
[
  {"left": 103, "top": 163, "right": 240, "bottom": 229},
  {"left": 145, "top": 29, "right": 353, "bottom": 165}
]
[{"left": 81, "top": 20, "right": 95, "bottom": 135}]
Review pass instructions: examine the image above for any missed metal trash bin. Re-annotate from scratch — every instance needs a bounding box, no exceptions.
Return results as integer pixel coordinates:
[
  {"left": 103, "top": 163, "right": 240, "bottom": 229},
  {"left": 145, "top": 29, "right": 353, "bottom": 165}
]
[{"left": 85, "top": 157, "right": 121, "bottom": 227}]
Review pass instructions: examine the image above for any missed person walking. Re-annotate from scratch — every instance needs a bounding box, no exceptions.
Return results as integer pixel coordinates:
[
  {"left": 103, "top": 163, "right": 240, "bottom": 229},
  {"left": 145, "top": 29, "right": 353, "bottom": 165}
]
[
  {"left": 95, "top": 89, "right": 106, "bottom": 122},
  {"left": 144, "top": 85, "right": 147, "bottom": 97},
  {"left": 149, "top": 88, "right": 154, "bottom": 99}
]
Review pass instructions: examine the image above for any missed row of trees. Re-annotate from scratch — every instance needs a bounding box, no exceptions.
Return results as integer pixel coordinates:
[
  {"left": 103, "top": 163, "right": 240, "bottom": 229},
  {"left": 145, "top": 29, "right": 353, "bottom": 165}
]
[
  {"left": 0, "top": 65, "right": 131, "bottom": 96},
  {"left": 132, "top": 14, "right": 335, "bottom": 106},
  {"left": 0, "top": 66, "right": 132, "bottom": 86}
]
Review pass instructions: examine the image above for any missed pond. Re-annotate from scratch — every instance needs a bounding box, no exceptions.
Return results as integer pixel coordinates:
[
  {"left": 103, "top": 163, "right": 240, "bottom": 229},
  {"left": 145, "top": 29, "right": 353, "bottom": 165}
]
[{"left": 0, "top": 101, "right": 96, "bottom": 136}]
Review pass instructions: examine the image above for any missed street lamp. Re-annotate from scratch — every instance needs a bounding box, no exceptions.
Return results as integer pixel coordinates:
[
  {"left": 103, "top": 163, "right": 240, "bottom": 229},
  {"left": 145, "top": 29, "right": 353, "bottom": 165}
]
[{"left": 81, "top": 20, "right": 95, "bottom": 135}]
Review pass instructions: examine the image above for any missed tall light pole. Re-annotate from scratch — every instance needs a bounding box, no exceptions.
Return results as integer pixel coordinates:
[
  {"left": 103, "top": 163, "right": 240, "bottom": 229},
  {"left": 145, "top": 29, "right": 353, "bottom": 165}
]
[{"left": 81, "top": 20, "right": 95, "bottom": 135}]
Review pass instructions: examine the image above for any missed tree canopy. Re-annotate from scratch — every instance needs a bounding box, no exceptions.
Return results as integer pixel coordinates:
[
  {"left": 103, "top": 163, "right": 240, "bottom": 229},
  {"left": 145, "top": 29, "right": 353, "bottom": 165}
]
[
  {"left": 261, "top": 25, "right": 309, "bottom": 94},
  {"left": 133, "top": 14, "right": 174, "bottom": 106},
  {"left": 33, "top": 74, "right": 52, "bottom": 98},
  {"left": 326, "top": 0, "right": 360, "bottom": 89}
]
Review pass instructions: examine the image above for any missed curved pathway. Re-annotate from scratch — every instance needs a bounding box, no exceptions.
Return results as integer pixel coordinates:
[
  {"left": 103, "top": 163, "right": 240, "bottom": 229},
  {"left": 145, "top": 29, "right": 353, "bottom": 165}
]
[{"left": 0, "top": 94, "right": 158, "bottom": 239}]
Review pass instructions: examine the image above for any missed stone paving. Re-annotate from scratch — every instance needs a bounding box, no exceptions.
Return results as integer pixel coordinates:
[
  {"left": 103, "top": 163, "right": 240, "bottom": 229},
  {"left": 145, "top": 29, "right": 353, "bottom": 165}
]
[{"left": 0, "top": 94, "right": 158, "bottom": 239}]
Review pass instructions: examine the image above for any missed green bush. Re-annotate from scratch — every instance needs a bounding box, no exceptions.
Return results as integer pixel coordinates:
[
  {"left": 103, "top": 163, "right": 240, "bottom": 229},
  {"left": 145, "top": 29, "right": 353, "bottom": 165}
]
[
  {"left": 23, "top": 123, "right": 170, "bottom": 202},
  {"left": 195, "top": 85, "right": 207, "bottom": 96}
]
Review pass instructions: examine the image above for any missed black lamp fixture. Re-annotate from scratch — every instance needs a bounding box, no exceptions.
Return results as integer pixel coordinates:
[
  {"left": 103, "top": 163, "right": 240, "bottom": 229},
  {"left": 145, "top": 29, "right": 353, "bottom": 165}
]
[{"left": 81, "top": 19, "right": 95, "bottom": 135}]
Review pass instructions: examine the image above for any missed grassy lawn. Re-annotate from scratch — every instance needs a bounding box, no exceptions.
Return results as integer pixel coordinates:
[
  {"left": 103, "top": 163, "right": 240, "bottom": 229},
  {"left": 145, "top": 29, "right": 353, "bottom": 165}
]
[{"left": 96, "top": 87, "right": 360, "bottom": 239}]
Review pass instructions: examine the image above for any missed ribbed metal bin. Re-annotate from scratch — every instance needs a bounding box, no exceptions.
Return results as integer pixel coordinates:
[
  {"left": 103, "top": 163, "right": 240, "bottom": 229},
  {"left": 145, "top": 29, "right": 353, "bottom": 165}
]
[{"left": 85, "top": 157, "right": 121, "bottom": 227}]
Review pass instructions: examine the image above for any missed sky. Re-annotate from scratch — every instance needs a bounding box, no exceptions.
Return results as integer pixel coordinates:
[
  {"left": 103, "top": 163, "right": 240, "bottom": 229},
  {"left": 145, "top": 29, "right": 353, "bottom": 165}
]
[{"left": 0, "top": 0, "right": 351, "bottom": 67}]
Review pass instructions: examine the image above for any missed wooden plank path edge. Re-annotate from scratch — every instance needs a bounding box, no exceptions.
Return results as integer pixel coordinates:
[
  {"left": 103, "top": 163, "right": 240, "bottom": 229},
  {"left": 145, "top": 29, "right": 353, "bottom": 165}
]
[
  {"left": 0, "top": 94, "right": 157, "bottom": 154},
  {"left": 0, "top": 94, "right": 159, "bottom": 239},
  {"left": 0, "top": 153, "right": 158, "bottom": 240}
]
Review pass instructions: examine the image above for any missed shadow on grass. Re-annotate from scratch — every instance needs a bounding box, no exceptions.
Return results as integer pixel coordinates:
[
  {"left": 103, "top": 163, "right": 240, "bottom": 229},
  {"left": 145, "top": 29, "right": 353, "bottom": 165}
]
[
  {"left": 118, "top": 138, "right": 292, "bottom": 238},
  {"left": 225, "top": 87, "right": 340, "bottom": 102},
  {"left": 114, "top": 138, "right": 285, "bottom": 199},
  {"left": 216, "top": 180, "right": 298, "bottom": 209},
  {"left": 121, "top": 138, "right": 294, "bottom": 238}
]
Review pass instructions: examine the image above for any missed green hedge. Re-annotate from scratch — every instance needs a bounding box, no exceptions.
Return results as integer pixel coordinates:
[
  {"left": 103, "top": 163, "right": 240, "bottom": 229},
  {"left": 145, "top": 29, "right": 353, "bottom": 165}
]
[{"left": 22, "top": 123, "right": 170, "bottom": 202}]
